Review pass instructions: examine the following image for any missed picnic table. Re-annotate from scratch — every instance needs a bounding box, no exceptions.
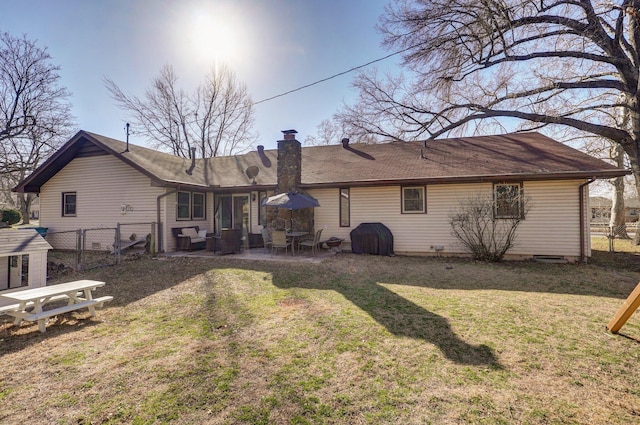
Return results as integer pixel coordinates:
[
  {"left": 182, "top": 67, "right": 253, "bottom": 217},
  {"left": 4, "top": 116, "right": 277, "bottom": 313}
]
[{"left": 0, "top": 280, "right": 113, "bottom": 333}]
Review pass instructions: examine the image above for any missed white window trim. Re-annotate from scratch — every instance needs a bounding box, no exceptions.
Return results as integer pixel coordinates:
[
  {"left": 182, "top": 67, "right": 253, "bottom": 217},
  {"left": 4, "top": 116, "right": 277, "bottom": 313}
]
[
  {"left": 401, "top": 186, "right": 426, "bottom": 214},
  {"left": 493, "top": 182, "right": 524, "bottom": 219},
  {"left": 62, "top": 192, "right": 77, "bottom": 217}
]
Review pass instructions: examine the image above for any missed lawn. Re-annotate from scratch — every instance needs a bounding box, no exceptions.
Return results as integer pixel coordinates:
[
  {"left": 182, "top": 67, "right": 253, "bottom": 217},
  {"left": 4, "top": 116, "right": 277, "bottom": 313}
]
[{"left": 1, "top": 244, "right": 639, "bottom": 424}]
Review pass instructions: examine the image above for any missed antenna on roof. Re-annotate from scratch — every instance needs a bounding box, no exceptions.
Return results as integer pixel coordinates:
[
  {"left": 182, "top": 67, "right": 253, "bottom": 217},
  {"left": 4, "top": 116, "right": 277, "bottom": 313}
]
[{"left": 125, "top": 123, "right": 130, "bottom": 153}]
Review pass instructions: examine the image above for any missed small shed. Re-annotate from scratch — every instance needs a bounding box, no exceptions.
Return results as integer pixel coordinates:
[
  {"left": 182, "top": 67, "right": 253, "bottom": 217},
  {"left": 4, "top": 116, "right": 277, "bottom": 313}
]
[{"left": 0, "top": 229, "right": 52, "bottom": 307}]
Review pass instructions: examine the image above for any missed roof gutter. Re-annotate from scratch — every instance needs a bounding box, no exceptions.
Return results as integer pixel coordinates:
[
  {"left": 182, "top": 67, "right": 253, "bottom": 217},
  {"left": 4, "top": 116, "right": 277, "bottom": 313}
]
[
  {"left": 298, "top": 171, "right": 629, "bottom": 190},
  {"left": 157, "top": 188, "right": 178, "bottom": 253},
  {"left": 579, "top": 178, "right": 596, "bottom": 263}
]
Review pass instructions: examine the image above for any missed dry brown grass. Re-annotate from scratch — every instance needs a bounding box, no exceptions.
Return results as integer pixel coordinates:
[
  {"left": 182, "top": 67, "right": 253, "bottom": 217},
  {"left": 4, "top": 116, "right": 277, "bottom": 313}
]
[{"left": 1, "top": 246, "right": 639, "bottom": 424}]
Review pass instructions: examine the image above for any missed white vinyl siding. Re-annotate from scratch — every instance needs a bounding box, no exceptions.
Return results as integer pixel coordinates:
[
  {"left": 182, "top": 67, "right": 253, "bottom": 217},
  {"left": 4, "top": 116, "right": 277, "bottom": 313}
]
[
  {"left": 309, "top": 179, "right": 585, "bottom": 259},
  {"left": 39, "top": 154, "right": 587, "bottom": 258},
  {"left": 41, "top": 155, "right": 164, "bottom": 230},
  {"left": 40, "top": 155, "right": 165, "bottom": 249},
  {"left": 515, "top": 180, "right": 582, "bottom": 258}
]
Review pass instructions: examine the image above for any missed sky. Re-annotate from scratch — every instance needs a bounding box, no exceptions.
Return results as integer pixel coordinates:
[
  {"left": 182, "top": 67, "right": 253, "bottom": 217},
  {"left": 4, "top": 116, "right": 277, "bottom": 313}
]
[{"left": 0, "top": 0, "right": 398, "bottom": 150}]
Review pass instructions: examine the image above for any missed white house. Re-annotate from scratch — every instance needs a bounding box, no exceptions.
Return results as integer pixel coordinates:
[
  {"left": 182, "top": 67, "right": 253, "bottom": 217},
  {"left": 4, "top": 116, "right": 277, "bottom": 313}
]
[{"left": 14, "top": 129, "right": 628, "bottom": 261}]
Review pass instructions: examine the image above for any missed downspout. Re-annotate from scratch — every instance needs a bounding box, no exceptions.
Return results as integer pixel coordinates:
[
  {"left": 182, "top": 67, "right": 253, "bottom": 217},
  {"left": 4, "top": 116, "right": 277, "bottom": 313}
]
[
  {"left": 579, "top": 178, "right": 596, "bottom": 263},
  {"left": 157, "top": 188, "right": 178, "bottom": 253}
]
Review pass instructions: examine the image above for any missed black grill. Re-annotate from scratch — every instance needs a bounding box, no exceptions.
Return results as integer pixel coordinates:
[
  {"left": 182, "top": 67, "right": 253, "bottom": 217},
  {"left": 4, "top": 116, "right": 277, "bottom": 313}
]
[{"left": 349, "top": 222, "right": 394, "bottom": 256}]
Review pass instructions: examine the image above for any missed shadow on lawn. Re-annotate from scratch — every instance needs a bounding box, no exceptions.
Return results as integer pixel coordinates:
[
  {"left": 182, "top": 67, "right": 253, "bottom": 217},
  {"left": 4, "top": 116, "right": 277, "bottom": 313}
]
[
  {"left": 0, "top": 314, "right": 101, "bottom": 354},
  {"left": 0, "top": 257, "right": 212, "bottom": 347},
  {"left": 269, "top": 267, "right": 501, "bottom": 367}
]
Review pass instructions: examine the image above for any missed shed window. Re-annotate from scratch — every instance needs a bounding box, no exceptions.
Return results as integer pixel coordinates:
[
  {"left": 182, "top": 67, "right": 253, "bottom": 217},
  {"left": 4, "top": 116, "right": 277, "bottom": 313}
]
[
  {"left": 402, "top": 186, "right": 426, "bottom": 213},
  {"left": 62, "top": 192, "right": 76, "bottom": 217},
  {"left": 494, "top": 182, "right": 524, "bottom": 219}
]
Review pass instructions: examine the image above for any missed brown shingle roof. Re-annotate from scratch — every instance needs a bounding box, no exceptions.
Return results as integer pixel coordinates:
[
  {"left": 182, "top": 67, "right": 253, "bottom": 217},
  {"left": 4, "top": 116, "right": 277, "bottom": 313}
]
[
  {"left": 300, "top": 133, "right": 626, "bottom": 186},
  {"left": 14, "top": 130, "right": 628, "bottom": 193}
]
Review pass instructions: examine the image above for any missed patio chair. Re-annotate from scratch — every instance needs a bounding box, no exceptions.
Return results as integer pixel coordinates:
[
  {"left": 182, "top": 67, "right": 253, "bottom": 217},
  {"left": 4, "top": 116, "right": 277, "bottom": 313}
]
[
  {"left": 271, "top": 230, "right": 291, "bottom": 256},
  {"left": 261, "top": 227, "right": 272, "bottom": 253},
  {"left": 219, "top": 228, "right": 242, "bottom": 255},
  {"left": 299, "top": 229, "right": 323, "bottom": 256}
]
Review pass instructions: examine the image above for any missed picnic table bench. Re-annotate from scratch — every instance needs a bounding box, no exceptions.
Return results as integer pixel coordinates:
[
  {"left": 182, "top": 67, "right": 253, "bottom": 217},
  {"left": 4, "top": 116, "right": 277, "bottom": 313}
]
[{"left": 0, "top": 280, "right": 113, "bottom": 333}]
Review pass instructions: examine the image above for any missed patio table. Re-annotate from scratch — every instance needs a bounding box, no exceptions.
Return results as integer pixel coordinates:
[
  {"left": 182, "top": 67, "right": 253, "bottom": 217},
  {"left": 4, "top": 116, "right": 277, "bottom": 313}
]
[{"left": 285, "top": 231, "right": 308, "bottom": 255}]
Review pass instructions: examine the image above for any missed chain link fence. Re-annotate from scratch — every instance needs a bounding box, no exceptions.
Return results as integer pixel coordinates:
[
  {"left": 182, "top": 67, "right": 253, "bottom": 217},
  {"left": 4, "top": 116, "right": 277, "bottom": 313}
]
[
  {"left": 590, "top": 222, "right": 637, "bottom": 252},
  {"left": 44, "top": 222, "right": 156, "bottom": 272}
]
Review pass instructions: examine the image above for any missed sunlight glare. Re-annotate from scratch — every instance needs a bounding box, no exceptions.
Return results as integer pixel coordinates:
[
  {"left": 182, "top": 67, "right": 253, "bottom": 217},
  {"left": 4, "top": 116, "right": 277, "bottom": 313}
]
[{"left": 188, "top": 6, "right": 241, "bottom": 68}]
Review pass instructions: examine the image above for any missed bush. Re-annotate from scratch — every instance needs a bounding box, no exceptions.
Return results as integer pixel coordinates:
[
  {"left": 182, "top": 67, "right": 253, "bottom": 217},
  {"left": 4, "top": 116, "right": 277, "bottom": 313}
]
[
  {"left": 449, "top": 193, "right": 530, "bottom": 262},
  {"left": 1, "top": 209, "right": 22, "bottom": 226}
]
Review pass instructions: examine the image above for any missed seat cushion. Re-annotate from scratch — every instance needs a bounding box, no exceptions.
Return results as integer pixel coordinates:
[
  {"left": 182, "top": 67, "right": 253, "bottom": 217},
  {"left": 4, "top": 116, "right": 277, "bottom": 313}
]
[{"left": 181, "top": 227, "right": 198, "bottom": 239}]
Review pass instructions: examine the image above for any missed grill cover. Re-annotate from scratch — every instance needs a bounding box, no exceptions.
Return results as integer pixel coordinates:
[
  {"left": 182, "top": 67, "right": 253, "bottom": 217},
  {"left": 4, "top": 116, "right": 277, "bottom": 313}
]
[{"left": 350, "top": 222, "right": 394, "bottom": 256}]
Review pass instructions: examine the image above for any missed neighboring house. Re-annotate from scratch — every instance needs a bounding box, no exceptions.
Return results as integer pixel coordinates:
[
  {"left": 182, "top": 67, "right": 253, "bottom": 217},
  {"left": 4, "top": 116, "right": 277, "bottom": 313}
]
[
  {"left": 29, "top": 196, "right": 40, "bottom": 220},
  {"left": 0, "top": 229, "right": 52, "bottom": 307},
  {"left": 14, "top": 129, "right": 627, "bottom": 261},
  {"left": 590, "top": 197, "right": 640, "bottom": 223}
]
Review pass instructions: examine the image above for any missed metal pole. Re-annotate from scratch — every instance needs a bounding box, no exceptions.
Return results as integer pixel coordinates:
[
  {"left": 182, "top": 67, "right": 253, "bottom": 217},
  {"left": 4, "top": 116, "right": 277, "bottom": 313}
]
[
  {"left": 81, "top": 229, "right": 87, "bottom": 271},
  {"left": 609, "top": 225, "right": 614, "bottom": 253},
  {"left": 150, "top": 222, "right": 156, "bottom": 255},
  {"left": 115, "top": 224, "right": 121, "bottom": 264}
]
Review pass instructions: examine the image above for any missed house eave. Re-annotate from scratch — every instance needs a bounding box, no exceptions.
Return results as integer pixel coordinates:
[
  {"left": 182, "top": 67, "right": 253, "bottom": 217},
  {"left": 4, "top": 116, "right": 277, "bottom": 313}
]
[
  {"left": 13, "top": 130, "right": 173, "bottom": 193},
  {"left": 298, "top": 170, "right": 629, "bottom": 189}
]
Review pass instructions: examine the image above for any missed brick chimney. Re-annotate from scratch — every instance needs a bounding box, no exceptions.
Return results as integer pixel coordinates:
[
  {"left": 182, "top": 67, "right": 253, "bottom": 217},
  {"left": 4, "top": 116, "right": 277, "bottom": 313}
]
[{"left": 277, "top": 129, "right": 301, "bottom": 193}]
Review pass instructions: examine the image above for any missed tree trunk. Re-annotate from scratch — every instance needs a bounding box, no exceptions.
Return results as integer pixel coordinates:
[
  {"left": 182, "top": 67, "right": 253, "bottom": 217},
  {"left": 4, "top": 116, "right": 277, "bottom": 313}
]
[
  {"left": 627, "top": 141, "right": 640, "bottom": 244},
  {"left": 610, "top": 144, "right": 629, "bottom": 239},
  {"left": 19, "top": 194, "right": 31, "bottom": 225}
]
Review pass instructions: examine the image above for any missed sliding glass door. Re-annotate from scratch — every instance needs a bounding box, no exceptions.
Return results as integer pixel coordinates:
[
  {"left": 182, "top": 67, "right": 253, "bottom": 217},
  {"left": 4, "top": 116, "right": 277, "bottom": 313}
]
[{"left": 214, "top": 194, "right": 249, "bottom": 234}]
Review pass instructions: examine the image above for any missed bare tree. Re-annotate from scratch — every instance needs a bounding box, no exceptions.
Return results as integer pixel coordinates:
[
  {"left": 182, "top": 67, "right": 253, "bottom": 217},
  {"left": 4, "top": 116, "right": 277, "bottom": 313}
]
[
  {"left": 576, "top": 133, "right": 630, "bottom": 237},
  {"left": 0, "top": 32, "right": 74, "bottom": 224},
  {"left": 610, "top": 143, "right": 630, "bottom": 238},
  {"left": 340, "top": 1, "right": 640, "bottom": 239},
  {"left": 105, "top": 64, "right": 256, "bottom": 158},
  {"left": 304, "top": 119, "right": 344, "bottom": 146},
  {"left": 450, "top": 192, "right": 531, "bottom": 261}
]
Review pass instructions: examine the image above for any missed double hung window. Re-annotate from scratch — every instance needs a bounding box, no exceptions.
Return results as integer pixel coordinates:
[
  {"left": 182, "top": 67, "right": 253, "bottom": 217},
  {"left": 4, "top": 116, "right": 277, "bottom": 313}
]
[
  {"left": 401, "top": 186, "right": 426, "bottom": 213},
  {"left": 62, "top": 192, "right": 77, "bottom": 217},
  {"left": 494, "top": 183, "right": 523, "bottom": 219},
  {"left": 177, "top": 191, "right": 206, "bottom": 220}
]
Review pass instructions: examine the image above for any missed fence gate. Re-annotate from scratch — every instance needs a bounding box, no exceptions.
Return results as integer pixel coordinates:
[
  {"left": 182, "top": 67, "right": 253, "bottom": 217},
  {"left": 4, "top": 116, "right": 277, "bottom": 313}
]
[{"left": 44, "top": 222, "right": 156, "bottom": 272}]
